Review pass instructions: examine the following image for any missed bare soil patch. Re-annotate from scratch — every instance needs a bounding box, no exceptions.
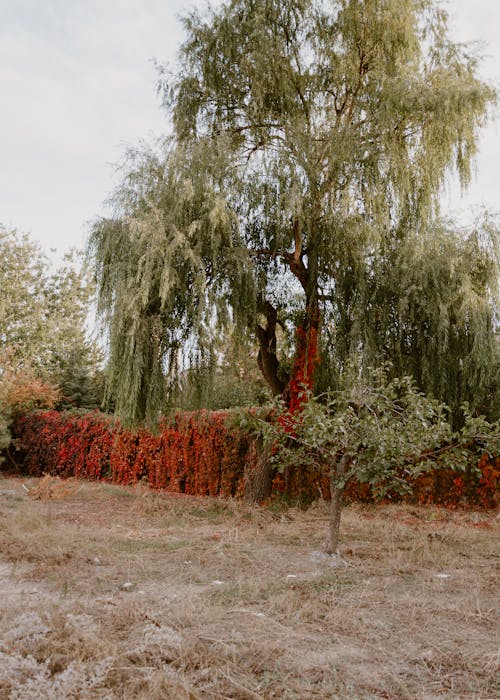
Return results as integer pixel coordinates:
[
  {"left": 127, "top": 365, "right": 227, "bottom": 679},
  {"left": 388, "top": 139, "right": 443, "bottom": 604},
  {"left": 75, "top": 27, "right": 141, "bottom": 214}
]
[{"left": 0, "top": 474, "right": 498, "bottom": 699}]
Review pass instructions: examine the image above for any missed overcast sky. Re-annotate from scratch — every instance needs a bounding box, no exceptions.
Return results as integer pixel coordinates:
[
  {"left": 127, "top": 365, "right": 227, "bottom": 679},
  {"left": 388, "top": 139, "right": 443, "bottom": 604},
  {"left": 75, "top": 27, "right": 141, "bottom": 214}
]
[{"left": 1, "top": 0, "right": 498, "bottom": 259}]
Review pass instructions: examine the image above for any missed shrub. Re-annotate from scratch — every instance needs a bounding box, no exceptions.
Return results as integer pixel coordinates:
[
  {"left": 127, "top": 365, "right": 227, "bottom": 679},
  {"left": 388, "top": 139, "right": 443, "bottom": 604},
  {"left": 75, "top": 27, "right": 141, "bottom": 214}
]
[{"left": 0, "top": 357, "right": 59, "bottom": 465}]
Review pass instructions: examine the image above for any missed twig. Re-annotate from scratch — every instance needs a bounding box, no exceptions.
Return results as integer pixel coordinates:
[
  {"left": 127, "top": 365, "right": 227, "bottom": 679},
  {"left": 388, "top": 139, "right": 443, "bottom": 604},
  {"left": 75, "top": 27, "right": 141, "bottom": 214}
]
[
  {"left": 5, "top": 446, "right": 20, "bottom": 471},
  {"left": 220, "top": 671, "right": 263, "bottom": 700},
  {"left": 198, "top": 635, "right": 233, "bottom": 648}
]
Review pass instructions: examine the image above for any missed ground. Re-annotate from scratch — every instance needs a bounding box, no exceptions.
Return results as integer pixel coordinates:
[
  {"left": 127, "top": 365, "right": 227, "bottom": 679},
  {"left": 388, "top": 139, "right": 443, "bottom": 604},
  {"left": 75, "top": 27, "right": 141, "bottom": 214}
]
[{"left": 0, "top": 475, "right": 498, "bottom": 700}]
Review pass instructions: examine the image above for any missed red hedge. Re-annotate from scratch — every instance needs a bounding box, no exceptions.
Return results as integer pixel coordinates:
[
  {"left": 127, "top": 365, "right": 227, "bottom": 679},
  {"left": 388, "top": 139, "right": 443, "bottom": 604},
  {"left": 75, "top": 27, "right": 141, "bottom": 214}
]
[
  {"left": 8, "top": 409, "right": 498, "bottom": 508},
  {"left": 11, "top": 410, "right": 249, "bottom": 498}
]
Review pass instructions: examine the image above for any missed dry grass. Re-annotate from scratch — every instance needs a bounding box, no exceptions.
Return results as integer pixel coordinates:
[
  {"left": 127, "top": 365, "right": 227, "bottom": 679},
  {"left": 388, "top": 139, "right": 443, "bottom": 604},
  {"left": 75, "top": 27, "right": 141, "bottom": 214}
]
[{"left": 0, "top": 474, "right": 498, "bottom": 699}]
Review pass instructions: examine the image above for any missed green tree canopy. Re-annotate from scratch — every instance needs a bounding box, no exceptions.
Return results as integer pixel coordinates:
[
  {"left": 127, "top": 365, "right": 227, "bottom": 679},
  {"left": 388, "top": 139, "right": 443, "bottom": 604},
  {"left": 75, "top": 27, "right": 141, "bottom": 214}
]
[{"left": 90, "top": 0, "right": 497, "bottom": 424}]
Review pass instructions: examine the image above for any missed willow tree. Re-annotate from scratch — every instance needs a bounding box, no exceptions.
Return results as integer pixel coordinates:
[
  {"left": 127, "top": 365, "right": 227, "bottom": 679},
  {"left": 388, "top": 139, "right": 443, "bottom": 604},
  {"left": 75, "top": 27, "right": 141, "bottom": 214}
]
[
  {"left": 90, "top": 0, "right": 495, "bottom": 423},
  {"left": 365, "top": 217, "right": 499, "bottom": 428}
]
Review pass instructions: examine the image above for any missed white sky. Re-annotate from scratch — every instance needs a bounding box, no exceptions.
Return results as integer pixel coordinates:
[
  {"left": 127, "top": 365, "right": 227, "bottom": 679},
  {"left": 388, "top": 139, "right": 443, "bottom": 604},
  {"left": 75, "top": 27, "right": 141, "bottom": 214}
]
[{"left": 0, "top": 0, "right": 499, "bottom": 259}]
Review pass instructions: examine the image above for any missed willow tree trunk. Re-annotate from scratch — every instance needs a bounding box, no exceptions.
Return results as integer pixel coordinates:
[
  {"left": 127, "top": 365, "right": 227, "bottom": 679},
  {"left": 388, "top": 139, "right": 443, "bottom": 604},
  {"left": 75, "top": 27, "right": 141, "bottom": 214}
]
[
  {"left": 286, "top": 303, "right": 320, "bottom": 412},
  {"left": 255, "top": 230, "right": 320, "bottom": 406},
  {"left": 245, "top": 436, "right": 273, "bottom": 502}
]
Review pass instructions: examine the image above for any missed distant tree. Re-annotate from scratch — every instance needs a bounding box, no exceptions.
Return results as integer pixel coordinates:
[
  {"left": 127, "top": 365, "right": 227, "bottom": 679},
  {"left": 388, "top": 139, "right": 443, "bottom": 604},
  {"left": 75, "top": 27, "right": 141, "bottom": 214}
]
[
  {"left": 55, "top": 347, "right": 106, "bottom": 411},
  {"left": 90, "top": 0, "right": 496, "bottom": 424},
  {"left": 169, "top": 330, "right": 271, "bottom": 411},
  {"left": 0, "top": 227, "right": 48, "bottom": 365},
  {"left": 0, "top": 226, "right": 103, "bottom": 408}
]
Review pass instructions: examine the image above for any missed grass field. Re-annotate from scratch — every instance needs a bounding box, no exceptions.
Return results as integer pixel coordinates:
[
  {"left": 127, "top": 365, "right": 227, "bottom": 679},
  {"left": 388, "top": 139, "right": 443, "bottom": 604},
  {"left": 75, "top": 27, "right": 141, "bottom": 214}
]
[{"left": 0, "top": 474, "right": 498, "bottom": 699}]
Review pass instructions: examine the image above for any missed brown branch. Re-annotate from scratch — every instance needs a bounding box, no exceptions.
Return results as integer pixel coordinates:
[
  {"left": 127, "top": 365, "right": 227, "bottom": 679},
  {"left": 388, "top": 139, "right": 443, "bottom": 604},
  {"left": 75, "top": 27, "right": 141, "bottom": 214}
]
[
  {"left": 256, "top": 300, "right": 289, "bottom": 396},
  {"left": 231, "top": 122, "right": 283, "bottom": 134},
  {"left": 5, "top": 446, "right": 20, "bottom": 471},
  {"left": 250, "top": 248, "right": 280, "bottom": 258},
  {"left": 292, "top": 217, "right": 302, "bottom": 264},
  {"left": 280, "top": 19, "right": 311, "bottom": 124},
  {"left": 250, "top": 221, "right": 309, "bottom": 291},
  {"left": 346, "top": 50, "right": 369, "bottom": 126}
]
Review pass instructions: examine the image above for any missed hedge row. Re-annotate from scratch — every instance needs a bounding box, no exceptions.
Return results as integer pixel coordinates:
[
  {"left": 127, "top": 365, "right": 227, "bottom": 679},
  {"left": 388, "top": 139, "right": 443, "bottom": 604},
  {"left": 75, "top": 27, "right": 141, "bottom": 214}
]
[
  {"left": 8, "top": 409, "right": 499, "bottom": 508},
  {"left": 11, "top": 410, "right": 249, "bottom": 497}
]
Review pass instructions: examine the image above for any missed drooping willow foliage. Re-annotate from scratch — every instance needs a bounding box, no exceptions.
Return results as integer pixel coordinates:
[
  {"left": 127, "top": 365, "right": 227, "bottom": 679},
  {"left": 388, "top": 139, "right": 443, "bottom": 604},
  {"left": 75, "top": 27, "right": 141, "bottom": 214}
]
[
  {"left": 378, "top": 219, "right": 499, "bottom": 426},
  {"left": 315, "top": 216, "right": 499, "bottom": 427},
  {"left": 89, "top": 0, "right": 497, "bottom": 424},
  {"left": 89, "top": 141, "right": 256, "bottom": 423}
]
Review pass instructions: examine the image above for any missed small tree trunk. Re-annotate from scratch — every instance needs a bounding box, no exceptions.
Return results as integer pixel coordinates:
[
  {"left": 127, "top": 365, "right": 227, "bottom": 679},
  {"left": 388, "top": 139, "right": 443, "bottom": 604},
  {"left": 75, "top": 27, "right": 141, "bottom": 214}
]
[
  {"left": 326, "top": 453, "right": 351, "bottom": 555},
  {"left": 327, "top": 477, "right": 344, "bottom": 554},
  {"left": 5, "top": 445, "right": 20, "bottom": 471}
]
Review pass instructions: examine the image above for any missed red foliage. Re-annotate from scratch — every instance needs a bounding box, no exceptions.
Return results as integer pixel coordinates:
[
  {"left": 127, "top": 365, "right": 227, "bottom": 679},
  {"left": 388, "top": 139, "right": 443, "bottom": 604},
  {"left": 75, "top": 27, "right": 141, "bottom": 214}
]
[
  {"left": 278, "top": 312, "right": 320, "bottom": 440},
  {"left": 288, "top": 316, "right": 320, "bottom": 415},
  {"left": 8, "top": 410, "right": 498, "bottom": 509},
  {"left": 476, "top": 452, "right": 500, "bottom": 508},
  {"left": 12, "top": 410, "right": 249, "bottom": 498}
]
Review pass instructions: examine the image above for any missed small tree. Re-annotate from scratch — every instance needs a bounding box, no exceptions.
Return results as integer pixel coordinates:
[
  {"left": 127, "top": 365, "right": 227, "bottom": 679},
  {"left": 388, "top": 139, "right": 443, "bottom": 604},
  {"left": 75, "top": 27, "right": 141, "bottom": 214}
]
[{"left": 251, "top": 369, "right": 499, "bottom": 553}]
